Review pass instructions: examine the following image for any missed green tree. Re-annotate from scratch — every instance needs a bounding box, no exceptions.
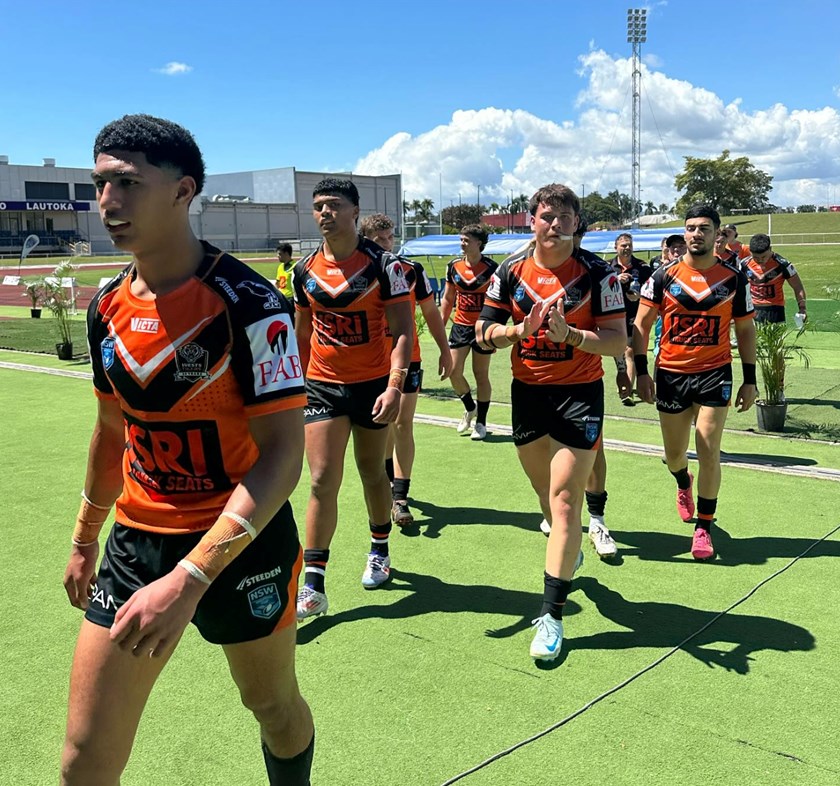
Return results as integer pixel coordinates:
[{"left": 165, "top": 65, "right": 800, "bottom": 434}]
[
  {"left": 510, "top": 193, "right": 530, "bottom": 214},
  {"left": 580, "top": 191, "right": 621, "bottom": 225},
  {"left": 674, "top": 150, "right": 773, "bottom": 214},
  {"left": 416, "top": 198, "right": 435, "bottom": 224},
  {"left": 797, "top": 204, "right": 817, "bottom": 213},
  {"left": 440, "top": 203, "right": 483, "bottom": 229}
]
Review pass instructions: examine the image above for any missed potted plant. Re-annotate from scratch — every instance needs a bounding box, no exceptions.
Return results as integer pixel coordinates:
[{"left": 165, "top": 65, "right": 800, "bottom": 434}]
[
  {"left": 22, "top": 278, "right": 46, "bottom": 318},
  {"left": 41, "top": 260, "right": 77, "bottom": 359},
  {"left": 754, "top": 320, "right": 811, "bottom": 432}
]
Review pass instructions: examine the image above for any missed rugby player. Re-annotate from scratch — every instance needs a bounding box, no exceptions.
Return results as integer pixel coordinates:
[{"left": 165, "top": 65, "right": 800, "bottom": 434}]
[
  {"left": 476, "top": 184, "right": 626, "bottom": 661},
  {"left": 633, "top": 205, "right": 756, "bottom": 560},
  {"left": 275, "top": 242, "right": 295, "bottom": 300},
  {"left": 360, "top": 213, "right": 451, "bottom": 527},
  {"left": 741, "top": 233, "right": 807, "bottom": 325},
  {"left": 440, "top": 224, "right": 498, "bottom": 440},
  {"left": 293, "top": 182, "right": 414, "bottom": 618},
  {"left": 611, "top": 233, "right": 652, "bottom": 404},
  {"left": 61, "top": 115, "right": 314, "bottom": 785}
]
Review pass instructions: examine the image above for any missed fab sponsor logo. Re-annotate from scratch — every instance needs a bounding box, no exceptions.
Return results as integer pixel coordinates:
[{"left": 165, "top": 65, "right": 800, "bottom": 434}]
[
  {"left": 245, "top": 314, "right": 303, "bottom": 394},
  {"left": 599, "top": 274, "right": 624, "bottom": 312}
]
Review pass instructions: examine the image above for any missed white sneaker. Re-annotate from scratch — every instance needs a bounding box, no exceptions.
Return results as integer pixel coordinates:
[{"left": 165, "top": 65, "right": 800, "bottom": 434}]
[
  {"left": 539, "top": 518, "right": 551, "bottom": 536},
  {"left": 588, "top": 517, "right": 618, "bottom": 559},
  {"left": 530, "top": 614, "right": 564, "bottom": 660},
  {"left": 470, "top": 422, "right": 487, "bottom": 441},
  {"left": 296, "top": 586, "right": 328, "bottom": 619},
  {"left": 361, "top": 552, "right": 391, "bottom": 588},
  {"left": 456, "top": 407, "right": 477, "bottom": 435}
]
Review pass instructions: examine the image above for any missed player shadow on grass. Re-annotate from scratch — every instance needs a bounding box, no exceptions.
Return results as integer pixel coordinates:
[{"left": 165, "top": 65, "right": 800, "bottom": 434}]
[
  {"left": 610, "top": 523, "right": 840, "bottom": 566},
  {"left": 567, "top": 576, "right": 815, "bottom": 675},
  {"left": 406, "top": 499, "right": 540, "bottom": 539},
  {"left": 296, "top": 568, "right": 581, "bottom": 645}
]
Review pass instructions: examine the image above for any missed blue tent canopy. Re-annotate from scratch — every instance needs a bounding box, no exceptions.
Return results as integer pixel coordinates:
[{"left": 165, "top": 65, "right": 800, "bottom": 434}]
[{"left": 398, "top": 228, "right": 681, "bottom": 258}]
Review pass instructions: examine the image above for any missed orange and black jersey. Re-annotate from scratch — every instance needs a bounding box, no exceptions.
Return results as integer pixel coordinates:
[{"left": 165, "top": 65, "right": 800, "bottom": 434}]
[
  {"left": 640, "top": 258, "right": 754, "bottom": 374},
  {"left": 481, "top": 248, "right": 626, "bottom": 385},
  {"left": 446, "top": 255, "right": 498, "bottom": 326},
  {"left": 741, "top": 253, "right": 798, "bottom": 307},
  {"left": 87, "top": 242, "right": 305, "bottom": 535},
  {"left": 292, "top": 236, "right": 411, "bottom": 384},
  {"left": 383, "top": 257, "right": 434, "bottom": 364}
]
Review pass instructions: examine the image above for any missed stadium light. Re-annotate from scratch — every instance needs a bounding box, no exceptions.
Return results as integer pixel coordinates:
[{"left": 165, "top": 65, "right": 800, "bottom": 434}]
[{"left": 626, "top": 7, "right": 647, "bottom": 227}]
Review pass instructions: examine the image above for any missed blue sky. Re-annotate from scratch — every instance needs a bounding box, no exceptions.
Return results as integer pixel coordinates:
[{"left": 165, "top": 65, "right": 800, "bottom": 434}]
[{"left": 5, "top": 0, "right": 840, "bottom": 207}]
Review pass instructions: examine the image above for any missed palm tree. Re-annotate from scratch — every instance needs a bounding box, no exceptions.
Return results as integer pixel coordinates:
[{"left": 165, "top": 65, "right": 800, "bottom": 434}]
[
  {"left": 416, "top": 198, "right": 435, "bottom": 224},
  {"left": 510, "top": 193, "right": 529, "bottom": 214},
  {"left": 489, "top": 202, "right": 500, "bottom": 215}
]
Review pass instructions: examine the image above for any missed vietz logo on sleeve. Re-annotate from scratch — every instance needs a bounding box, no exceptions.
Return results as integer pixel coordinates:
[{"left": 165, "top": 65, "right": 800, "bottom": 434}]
[{"left": 245, "top": 314, "right": 302, "bottom": 392}]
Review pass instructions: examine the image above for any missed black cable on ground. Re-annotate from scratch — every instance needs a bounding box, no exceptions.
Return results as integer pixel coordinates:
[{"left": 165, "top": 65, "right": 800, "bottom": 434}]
[{"left": 441, "top": 523, "right": 840, "bottom": 785}]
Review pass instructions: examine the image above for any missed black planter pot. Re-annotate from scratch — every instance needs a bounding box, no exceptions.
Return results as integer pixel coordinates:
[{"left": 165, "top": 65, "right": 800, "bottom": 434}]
[
  {"left": 756, "top": 401, "right": 787, "bottom": 432},
  {"left": 56, "top": 342, "right": 74, "bottom": 360},
  {"left": 30, "top": 308, "right": 42, "bottom": 318}
]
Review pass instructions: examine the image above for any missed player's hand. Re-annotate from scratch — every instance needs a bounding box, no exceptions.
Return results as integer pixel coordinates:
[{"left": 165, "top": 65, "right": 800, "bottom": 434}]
[
  {"left": 517, "top": 299, "right": 552, "bottom": 340},
  {"left": 616, "top": 370, "right": 633, "bottom": 400},
  {"left": 438, "top": 350, "right": 453, "bottom": 381},
  {"left": 735, "top": 383, "right": 756, "bottom": 413},
  {"left": 618, "top": 272, "right": 632, "bottom": 285},
  {"left": 371, "top": 387, "right": 402, "bottom": 424},
  {"left": 637, "top": 374, "right": 655, "bottom": 404},
  {"left": 64, "top": 541, "right": 100, "bottom": 610},
  {"left": 110, "top": 568, "right": 208, "bottom": 658},
  {"left": 545, "top": 306, "right": 569, "bottom": 344}
]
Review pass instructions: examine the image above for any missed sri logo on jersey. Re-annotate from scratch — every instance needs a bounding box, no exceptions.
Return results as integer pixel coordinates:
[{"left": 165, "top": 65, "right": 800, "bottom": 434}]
[
  {"left": 670, "top": 314, "right": 721, "bottom": 346},
  {"left": 245, "top": 314, "right": 302, "bottom": 394},
  {"left": 247, "top": 583, "right": 281, "bottom": 619},
  {"left": 236, "top": 280, "right": 282, "bottom": 310},
  {"left": 174, "top": 342, "right": 211, "bottom": 381},
  {"left": 599, "top": 274, "right": 625, "bottom": 312},
  {"left": 130, "top": 317, "right": 160, "bottom": 333},
  {"left": 101, "top": 336, "right": 115, "bottom": 370},
  {"left": 315, "top": 310, "right": 370, "bottom": 346},
  {"left": 387, "top": 261, "right": 410, "bottom": 295}
]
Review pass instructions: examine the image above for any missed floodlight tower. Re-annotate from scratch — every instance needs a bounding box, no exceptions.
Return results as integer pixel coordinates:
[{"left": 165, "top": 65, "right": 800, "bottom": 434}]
[{"left": 627, "top": 8, "right": 646, "bottom": 227}]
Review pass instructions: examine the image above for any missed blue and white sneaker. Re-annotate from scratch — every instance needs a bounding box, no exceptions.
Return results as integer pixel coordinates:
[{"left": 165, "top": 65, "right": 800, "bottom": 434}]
[
  {"left": 530, "top": 614, "right": 564, "bottom": 660},
  {"left": 361, "top": 553, "right": 391, "bottom": 588}
]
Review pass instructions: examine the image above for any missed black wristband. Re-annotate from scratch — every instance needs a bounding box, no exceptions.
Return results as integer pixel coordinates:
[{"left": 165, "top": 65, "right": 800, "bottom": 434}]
[
  {"left": 742, "top": 363, "right": 757, "bottom": 386},
  {"left": 634, "top": 354, "right": 649, "bottom": 377}
]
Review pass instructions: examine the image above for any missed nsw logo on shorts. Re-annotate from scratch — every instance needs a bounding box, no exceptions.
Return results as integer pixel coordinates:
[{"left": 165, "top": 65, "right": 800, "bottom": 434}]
[
  {"left": 248, "top": 583, "right": 281, "bottom": 619},
  {"left": 583, "top": 417, "right": 601, "bottom": 444},
  {"left": 721, "top": 383, "right": 732, "bottom": 401}
]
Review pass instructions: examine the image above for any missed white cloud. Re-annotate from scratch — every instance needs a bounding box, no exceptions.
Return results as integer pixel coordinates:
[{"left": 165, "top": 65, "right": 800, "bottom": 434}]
[
  {"left": 154, "top": 62, "right": 192, "bottom": 76},
  {"left": 355, "top": 48, "right": 840, "bottom": 210}
]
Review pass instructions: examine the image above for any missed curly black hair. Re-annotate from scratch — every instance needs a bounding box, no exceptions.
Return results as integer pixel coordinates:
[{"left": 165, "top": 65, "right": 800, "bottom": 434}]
[{"left": 94, "top": 114, "right": 206, "bottom": 195}]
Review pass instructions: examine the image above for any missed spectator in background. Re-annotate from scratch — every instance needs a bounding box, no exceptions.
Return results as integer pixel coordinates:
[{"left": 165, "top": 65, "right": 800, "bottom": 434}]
[{"left": 275, "top": 242, "right": 295, "bottom": 300}]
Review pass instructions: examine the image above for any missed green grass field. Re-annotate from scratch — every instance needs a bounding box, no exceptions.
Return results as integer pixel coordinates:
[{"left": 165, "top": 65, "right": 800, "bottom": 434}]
[{"left": 2, "top": 364, "right": 839, "bottom": 785}]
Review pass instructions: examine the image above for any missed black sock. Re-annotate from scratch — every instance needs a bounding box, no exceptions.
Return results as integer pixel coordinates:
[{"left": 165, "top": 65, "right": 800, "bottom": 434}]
[
  {"left": 696, "top": 496, "right": 717, "bottom": 532},
  {"left": 540, "top": 572, "right": 572, "bottom": 620},
  {"left": 303, "top": 549, "right": 329, "bottom": 593},
  {"left": 459, "top": 391, "right": 476, "bottom": 412},
  {"left": 392, "top": 477, "right": 410, "bottom": 502},
  {"left": 585, "top": 490, "right": 607, "bottom": 517},
  {"left": 670, "top": 466, "right": 691, "bottom": 490},
  {"left": 369, "top": 522, "right": 391, "bottom": 557},
  {"left": 384, "top": 457, "right": 394, "bottom": 483},
  {"left": 476, "top": 399, "right": 490, "bottom": 426},
  {"left": 262, "top": 732, "right": 314, "bottom": 786}
]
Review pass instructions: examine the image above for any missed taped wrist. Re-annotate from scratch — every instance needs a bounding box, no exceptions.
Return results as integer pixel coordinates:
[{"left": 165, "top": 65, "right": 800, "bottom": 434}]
[
  {"left": 742, "top": 363, "right": 757, "bottom": 386},
  {"left": 564, "top": 327, "right": 584, "bottom": 348},
  {"left": 183, "top": 511, "right": 256, "bottom": 582},
  {"left": 73, "top": 491, "right": 112, "bottom": 546},
  {"left": 387, "top": 368, "right": 407, "bottom": 392},
  {"left": 634, "top": 354, "right": 649, "bottom": 377}
]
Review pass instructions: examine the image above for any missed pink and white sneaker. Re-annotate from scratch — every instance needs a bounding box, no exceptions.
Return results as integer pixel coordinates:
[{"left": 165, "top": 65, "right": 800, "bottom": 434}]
[
  {"left": 676, "top": 473, "right": 695, "bottom": 521},
  {"left": 691, "top": 528, "right": 715, "bottom": 560}
]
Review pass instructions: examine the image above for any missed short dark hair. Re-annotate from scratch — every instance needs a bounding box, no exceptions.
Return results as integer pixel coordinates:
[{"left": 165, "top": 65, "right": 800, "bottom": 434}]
[
  {"left": 684, "top": 203, "right": 721, "bottom": 229},
  {"left": 94, "top": 114, "right": 206, "bottom": 195},
  {"left": 360, "top": 213, "right": 395, "bottom": 238},
  {"left": 749, "top": 233, "right": 772, "bottom": 254},
  {"left": 665, "top": 234, "right": 685, "bottom": 248},
  {"left": 313, "top": 178, "right": 359, "bottom": 206},
  {"left": 528, "top": 184, "right": 580, "bottom": 216},
  {"left": 615, "top": 232, "right": 633, "bottom": 246},
  {"left": 460, "top": 224, "right": 489, "bottom": 250},
  {"left": 723, "top": 223, "right": 739, "bottom": 237},
  {"left": 276, "top": 242, "right": 293, "bottom": 255},
  {"left": 574, "top": 212, "right": 589, "bottom": 238}
]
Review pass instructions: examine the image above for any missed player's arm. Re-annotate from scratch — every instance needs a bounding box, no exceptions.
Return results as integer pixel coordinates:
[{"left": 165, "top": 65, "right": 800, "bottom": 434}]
[
  {"left": 733, "top": 317, "right": 757, "bottom": 413},
  {"left": 787, "top": 273, "right": 807, "bottom": 317},
  {"left": 419, "top": 296, "right": 453, "bottom": 380},
  {"left": 63, "top": 395, "right": 125, "bottom": 610},
  {"left": 373, "top": 299, "right": 414, "bottom": 423},
  {"left": 631, "top": 302, "right": 658, "bottom": 404},
  {"left": 294, "top": 307, "right": 313, "bottom": 375},
  {"left": 109, "top": 406, "right": 305, "bottom": 657},
  {"left": 476, "top": 300, "right": 550, "bottom": 349},
  {"left": 439, "top": 282, "right": 455, "bottom": 325}
]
